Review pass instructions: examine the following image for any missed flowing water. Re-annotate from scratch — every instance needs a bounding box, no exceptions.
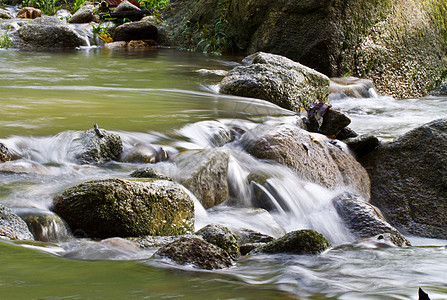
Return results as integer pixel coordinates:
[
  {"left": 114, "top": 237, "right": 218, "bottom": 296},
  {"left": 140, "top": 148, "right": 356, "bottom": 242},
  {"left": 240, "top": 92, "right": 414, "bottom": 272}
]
[{"left": 0, "top": 47, "right": 446, "bottom": 299}]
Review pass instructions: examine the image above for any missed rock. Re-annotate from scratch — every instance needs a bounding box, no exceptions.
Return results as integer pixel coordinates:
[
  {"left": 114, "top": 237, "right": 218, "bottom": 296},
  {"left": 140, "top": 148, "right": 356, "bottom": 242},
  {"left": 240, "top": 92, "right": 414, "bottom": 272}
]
[
  {"left": 127, "top": 40, "right": 153, "bottom": 48},
  {"left": 69, "top": 127, "right": 123, "bottom": 164},
  {"left": 105, "top": 41, "right": 127, "bottom": 48},
  {"left": 0, "top": 143, "right": 12, "bottom": 162},
  {"left": 130, "top": 166, "right": 172, "bottom": 180},
  {"left": 114, "top": 20, "right": 158, "bottom": 42},
  {"left": 336, "top": 127, "right": 358, "bottom": 140},
  {"left": 164, "top": 0, "right": 444, "bottom": 99},
  {"left": 114, "top": 0, "right": 141, "bottom": 12},
  {"left": 361, "top": 119, "right": 447, "bottom": 238},
  {"left": 16, "top": 7, "right": 41, "bottom": 19},
  {"left": 154, "top": 236, "right": 233, "bottom": 270},
  {"left": 0, "top": 8, "right": 13, "bottom": 19},
  {"left": 234, "top": 228, "right": 274, "bottom": 255},
  {"left": 329, "top": 77, "right": 377, "bottom": 100},
  {"left": 17, "top": 16, "right": 88, "bottom": 48},
  {"left": 333, "top": 193, "right": 410, "bottom": 247},
  {"left": 196, "top": 224, "right": 239, "bottom": 259},
  {"left": 343, "top": 134, "right": 380, "bottom": 158},
  {"left": 0, "top": 204, "right": 34, "bottom": 241},
  {"left": 52, "top": 178, "right": 194, "bottom": 239},
  {"left": 305, "top": 105, "right": 351, "bottom": 136},
  {"left": 431, "top": 82, "right": 447, "bottom": 96},
  {"left": 174, "top": 149, "right": 230, "bottom": 209},
  {"left": 120, "top": 144, "right": 168, "bottom": 163},
  {"left": 15, "top": 209, "right": 70, "bottom": 242},
  {"left": 68, "top": 5, "right": 96, "bottom": 23},
  {"left": 220, "top": 52, "right": 330, "bottom": 112},
  {"left": 241, "top": 123, "right": 371, "bottom": 200},
  {"left": 104, "top": 0, "right": 141, "bottom": 8},
  {"left": 128, "top": 235, "right": 181, "bottom": 249},
  {"left": 255, "top": 229, "right": 331, "bottom": 255}
]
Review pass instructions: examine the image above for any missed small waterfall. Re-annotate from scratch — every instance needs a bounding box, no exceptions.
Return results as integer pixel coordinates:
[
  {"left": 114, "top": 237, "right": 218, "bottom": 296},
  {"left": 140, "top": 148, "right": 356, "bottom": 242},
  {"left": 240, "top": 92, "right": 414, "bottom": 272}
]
[{"left": 329, "top": 76, "right": 378, "bottom": 100}]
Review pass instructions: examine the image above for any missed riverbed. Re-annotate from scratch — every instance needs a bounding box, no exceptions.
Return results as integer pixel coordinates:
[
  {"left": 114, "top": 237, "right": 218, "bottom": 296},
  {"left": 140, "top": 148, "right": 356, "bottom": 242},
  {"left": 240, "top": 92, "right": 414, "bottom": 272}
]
[{"left": 0, "top": 47, "right": 446, "bottom": 299}]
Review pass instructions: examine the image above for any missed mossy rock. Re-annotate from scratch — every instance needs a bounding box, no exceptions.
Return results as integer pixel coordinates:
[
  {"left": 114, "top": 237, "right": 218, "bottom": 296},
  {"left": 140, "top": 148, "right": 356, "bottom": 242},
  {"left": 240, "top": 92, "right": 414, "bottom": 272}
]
[
  {"left": 196, "top": 224, "right": 240, "bottom": 259},
  {"left": 256, "top": 229, "right": 331, "bottom": 255},
  {"left": 52, "top": 178, "right": 194, "bottom": 239}
]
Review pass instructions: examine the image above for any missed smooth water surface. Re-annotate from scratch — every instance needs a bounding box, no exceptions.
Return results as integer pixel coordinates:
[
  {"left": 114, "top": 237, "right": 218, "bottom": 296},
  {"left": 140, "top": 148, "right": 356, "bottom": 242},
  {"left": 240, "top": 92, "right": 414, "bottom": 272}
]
[{"left": 0, "top": 47, "right": 446, "bottom": 299}]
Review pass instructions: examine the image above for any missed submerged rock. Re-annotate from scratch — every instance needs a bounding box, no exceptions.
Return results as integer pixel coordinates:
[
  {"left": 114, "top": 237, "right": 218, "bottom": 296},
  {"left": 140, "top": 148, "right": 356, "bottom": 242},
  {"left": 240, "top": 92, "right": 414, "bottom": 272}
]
[
  {"left": 114, "top": 20, "right": 158, "bottom": 42},
  {"left": 0, "top": 204, "right": 34, "bottom": 241},
  {"left": 120, "top": 144, "right": 169, "bottom": 163},
  {"left": 241, "top": 123, "right": 370, "bottom": 200},
  {"left": 220, "top": 52, "right": 329, "bottom": 112},
  {"left": 174, "top": 149, "right": 230, "bottom": 209},
  {"left": 361, "top": 118, "right": 447, "bottom": 238},
  {"left": 68, "top": 5, "right": 97, "bottom": 24},
  {"left": 17, "top": 16, "right": 88, "bottom": 49},
  {"left": 255, "top": 229, "right": 331, "bottom": 255},
  {"left": 16, "top": 209, "right": 70, "bottom": 243},
  {"left": 154, "top": 236, "right": 233, "bottom": 270},
  {"left": 0, "top": 143, "right": 12, "bottom": 162},
  {"left": 69, "top": 127, "right": 123, "bottom": 164},
  {"left": 333, "top": 193, "right": 410, "bottom": 247},
  {"left": 196, "top": 224, "right": 239, "bottom": 259},
  {"left": 52, "top": 178, "right": 195, "bottom": 239}
]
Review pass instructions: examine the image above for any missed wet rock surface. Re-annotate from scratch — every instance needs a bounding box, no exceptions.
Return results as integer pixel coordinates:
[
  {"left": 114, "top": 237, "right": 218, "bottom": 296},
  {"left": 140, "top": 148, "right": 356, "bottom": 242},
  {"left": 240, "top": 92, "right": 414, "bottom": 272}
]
[
  {"left": 241, "top": 123, "right": 370, "bottom": 200},
  {"left": 52, "top": 178, "right": 195, "bottom": 239},
  {"left": 196, "top": 224, "right": 240, "bottom": 259},
  {"left": 0, "top": 204, "right": 34, "bottom": 241},
  {"left": 114, "top": 20, "right": 158, "bottom": 42},
  {"left": 255, "top": 229, "right": 331, "bottom": 255},
  {"left": 155, "top": 236, "right": 233, "bottom": 270},
  {"left": 174, "top": 149, "right": 230, "bottom": 209},
  {"left": 361, "top": 118, "right": 447, "bottom": 238},
  {"left": 0, "top": 143, "right": 12, "bottom": 162},
  {"left": 69, "top": 127, "right": 123, "bottom": 164},
  {"left": 220, "top": 52, "right": 329, "bottom": 112},
  {"left": 16, "top": 16, "right": 88, "bottom": 48},
  {"left": 333, "top": 193, "right": 410, "bottom": 247}
]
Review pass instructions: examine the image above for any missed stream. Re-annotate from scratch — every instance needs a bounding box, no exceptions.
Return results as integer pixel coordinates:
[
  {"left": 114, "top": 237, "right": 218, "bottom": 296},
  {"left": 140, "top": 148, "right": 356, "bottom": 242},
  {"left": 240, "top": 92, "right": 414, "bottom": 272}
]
[{"left": 0, "top": 47, "right": 446, "bottom": 299}]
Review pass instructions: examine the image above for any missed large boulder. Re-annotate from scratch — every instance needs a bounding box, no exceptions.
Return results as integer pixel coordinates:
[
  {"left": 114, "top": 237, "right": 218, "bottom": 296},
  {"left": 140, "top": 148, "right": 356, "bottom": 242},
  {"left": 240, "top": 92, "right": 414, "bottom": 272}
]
[
  {"left": 361, "top": 119, "right": 447, "bottom": 238},
  {"left": 255, "top": 229, "right": 331, "bottom": 255},
  {"left": 164, "top": 0, "right": 445, "bottom": 98},
  {"left": 241, "top": 123, "right": 371, "bottom": 200},
  {"left": 220, "top": 52, "right": 330, "bottom": 112},
  {"left": 68, "top": 5, "right": 96, "bottom": 24},
  {"left": 114, "top": 20, "right": 158, "bottom": 42},
  {"left": 0, "top": 143, "right": 12, "bottom": 162},
  {"left": 173, "top": 149, "right": 230, "bottom": 209},
  {"left": 196, "top": 224, "right": 240, "bottom": 259},
  {"left": 0, "top": 204, "right": 34, "bottom": 241},
  {"left": 17, "top": 16, "right": 88, "bottom": 48},
  {"left": 52, "top": 178, "right": 195, "bottom": 238},
  {"left": 154, "top": 236, "right": 233, "bottom": 269},
  {"left": 69, "top": 127, "right": 123, "bottom": 164},
  {"left": 332, "top": 193, "right": 410, "bottom": 247}
]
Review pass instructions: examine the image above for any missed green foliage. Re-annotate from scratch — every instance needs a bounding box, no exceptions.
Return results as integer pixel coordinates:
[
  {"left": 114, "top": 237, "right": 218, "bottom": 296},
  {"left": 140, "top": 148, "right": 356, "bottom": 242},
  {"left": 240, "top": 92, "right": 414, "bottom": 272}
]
[
  {"left": 0, "top": 29, "right": 12, "bottom": 49},
  {"left": 22, "top": 0, "right": 62, "bottom": 15},
  {"left": 70, "top": 0, "right": 88, "bottom": 14},
  {"left": 424, "top": 0, "right": 447, "bottom": 51},
  {"left": 139, "top": 0, "right": 169, "bottom": 17}
]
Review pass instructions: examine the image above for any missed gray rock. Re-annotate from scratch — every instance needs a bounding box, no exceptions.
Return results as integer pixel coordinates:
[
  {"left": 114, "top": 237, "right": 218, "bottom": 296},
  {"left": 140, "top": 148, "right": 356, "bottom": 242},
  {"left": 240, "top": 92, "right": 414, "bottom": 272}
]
[
  {"left": 431, "top": 82, "right": 447, "bottom": 96},
  {"left": 241, "top": 123, "right": 371, "bottom": 200},
  {"left": 343, "top": 134, "right": 380, "bottom": 158},
  {"left": 255, "top": 229, "right": 331, "bottom": 255},
  {"left": 0, "top": 8, "right": 13, "bottom": 19},
  {"left": 70, "top": 127, "right": 123, "bottom": 164},
  {"left": 130, "top": 166, "right": 172, "bottom": 180},
  {"left": 52, "top": 178, "right": 195, "bottom": 239},
  {"left": 361, "top": 118, "right": 447, "bottom": 238},
  {"left": 196, "top": 224, "right": 239, "bottom": 259},
  {"left": 17, "top": 16, "right": 88, "bottom": 48},
  {"left": 0, "top": 204, "right": 34, "bottom": 241},
  {"left": 220, "top": 52, "right": 330, "bottom": 112},
  {"left": 120, "top": 144, "right": 169, "bottom": 163},
  {"left": 305, "top": 107, "right": 351, "bottom": 136},
  {"left": 68, "top": 5, "right": 96, "bottom": 23},
  {"left": 114, "top": 20, "right": 158, "bottom": 42},
  {"left": 333, "top": 193, "right": 410, "bottom": 247},
  {"left": 0, "top": 143, "right": 12, "bottom": 162},
  {"left": 114, "top": 0, "right": 141, "bottom": 12},
  {"left": 154, "top": 236, "right": 233, "bottom": 270},
  {"left": 174, "top": 149, "right": 230, "bottom": 209},
  {"left": 234, "top": 228, "right": 274, "bottom": 255}
]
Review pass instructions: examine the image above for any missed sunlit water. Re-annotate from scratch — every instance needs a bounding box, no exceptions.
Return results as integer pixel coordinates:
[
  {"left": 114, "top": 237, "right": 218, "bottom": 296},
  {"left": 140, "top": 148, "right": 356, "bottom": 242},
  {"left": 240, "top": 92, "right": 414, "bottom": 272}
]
[{"left": 0, "top": 47, "right": 446, "bottom": 299}]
